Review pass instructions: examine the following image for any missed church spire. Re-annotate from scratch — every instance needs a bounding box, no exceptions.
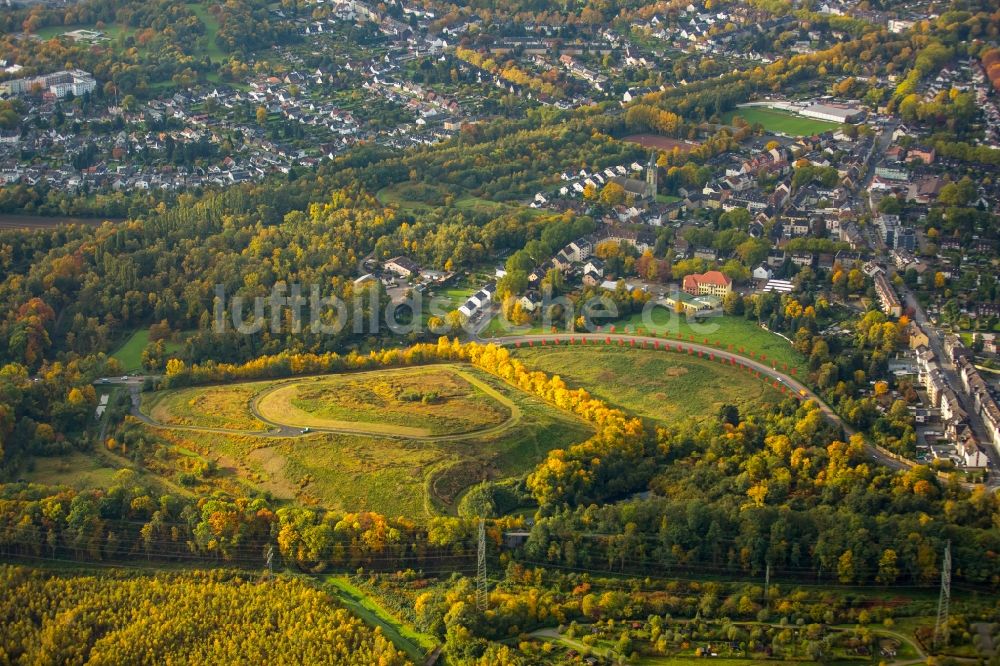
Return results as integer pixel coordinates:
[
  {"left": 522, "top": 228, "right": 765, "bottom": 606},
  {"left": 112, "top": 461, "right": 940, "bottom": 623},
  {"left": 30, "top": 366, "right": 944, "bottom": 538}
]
[{"left": 646, "top": 150, "right": 658, "bottom": 199}]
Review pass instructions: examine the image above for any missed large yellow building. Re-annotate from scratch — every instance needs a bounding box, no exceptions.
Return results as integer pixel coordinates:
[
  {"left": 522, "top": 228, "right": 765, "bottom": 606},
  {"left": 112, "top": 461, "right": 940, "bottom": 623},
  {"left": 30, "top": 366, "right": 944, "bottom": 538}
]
[{"left": 682, "top": 270, "right": 732, "bottom": 298}]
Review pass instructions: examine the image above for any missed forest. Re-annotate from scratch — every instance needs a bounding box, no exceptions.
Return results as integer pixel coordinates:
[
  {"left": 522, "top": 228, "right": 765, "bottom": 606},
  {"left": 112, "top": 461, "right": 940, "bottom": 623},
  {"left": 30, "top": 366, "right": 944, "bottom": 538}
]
[{"left": 0, "top": 565, "right": 408, "bottom": 664}]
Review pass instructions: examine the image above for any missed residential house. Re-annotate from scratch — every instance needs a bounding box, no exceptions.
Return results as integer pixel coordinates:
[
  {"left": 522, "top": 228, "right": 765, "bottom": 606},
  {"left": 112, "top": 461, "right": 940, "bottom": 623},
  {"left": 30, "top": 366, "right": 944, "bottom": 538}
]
[
  {"left": 873, "top": 272, "right": 902, "bottom": 317},
  {"left": 384, "top": 256, "right": 420, "bottom": 278}
]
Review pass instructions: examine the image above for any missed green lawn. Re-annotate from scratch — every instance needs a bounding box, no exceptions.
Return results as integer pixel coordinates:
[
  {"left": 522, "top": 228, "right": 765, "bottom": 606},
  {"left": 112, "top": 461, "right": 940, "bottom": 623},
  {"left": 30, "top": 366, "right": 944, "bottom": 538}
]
[
  {"left": 614, "top": 309, "right": 806, "bottom": 373},
  {"left": 513, "top": 346, "right": 783, "bottom": 425},
  {"left": 324, "top": 577, "right": 437, "bottom": 663},
  {"left": 423, "top": 280, "right": 478, "bottom": 321},
  {"left": 723, "top": 106, "right": 840, "bottom": 136},
  {"left": 483, "top": 310, "right": 806, "bottom": 374},
  {"left": 186, "top": 2, "right": 225, "bottom": 62},
  {"left": 377, "top": 182, "right": 544, "bottom": 217},
  {"left": 112, "top": 329, "right": 184, "bottom": 373},
  {"left": 34, "top": 23, "right": 133, "bottom": 42}
]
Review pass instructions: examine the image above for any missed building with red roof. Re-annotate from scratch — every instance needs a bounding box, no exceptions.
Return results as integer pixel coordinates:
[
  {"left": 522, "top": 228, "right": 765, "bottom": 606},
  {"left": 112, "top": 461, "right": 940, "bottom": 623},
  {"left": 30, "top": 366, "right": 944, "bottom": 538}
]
[{"left": 682, "top": 270, "right": 733, "bottom": 297}]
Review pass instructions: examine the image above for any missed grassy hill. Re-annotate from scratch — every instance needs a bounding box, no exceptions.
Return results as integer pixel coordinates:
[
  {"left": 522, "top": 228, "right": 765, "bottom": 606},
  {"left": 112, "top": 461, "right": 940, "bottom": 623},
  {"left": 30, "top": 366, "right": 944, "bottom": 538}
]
[
  {"left": 512, "top": 346, "right": 783, "bottom": 424},
  {"left": 132, "top": 364, "right": 591, "bottom": 516}
]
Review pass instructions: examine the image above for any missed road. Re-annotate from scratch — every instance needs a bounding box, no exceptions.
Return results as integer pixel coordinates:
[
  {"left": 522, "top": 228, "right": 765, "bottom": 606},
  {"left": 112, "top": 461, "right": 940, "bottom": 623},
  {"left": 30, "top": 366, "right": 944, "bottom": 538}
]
[
  {"left": 854, "top": 118, "right": 1000, "bottom": 486},
  {"left": 898, "top": 282, "right": 1000, "bottom": 482},
  {"left": 94, "top": 365, "right": 541, "bottom": 444},
  {"left": 99, "top": 334, "right": 914, "bottom": 473},
  {"left": 859, "top": 117, "right": 1000, "bottom": 484},
  {"left": 488, "top": 332, "right": 912, "bottom": 473}
]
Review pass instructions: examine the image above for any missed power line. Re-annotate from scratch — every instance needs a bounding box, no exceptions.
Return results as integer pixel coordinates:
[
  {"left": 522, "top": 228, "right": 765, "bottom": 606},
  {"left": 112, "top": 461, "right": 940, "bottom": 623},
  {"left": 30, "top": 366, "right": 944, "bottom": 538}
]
[{"left": 514, "top": 559, "right": 940, "bottom": 590}]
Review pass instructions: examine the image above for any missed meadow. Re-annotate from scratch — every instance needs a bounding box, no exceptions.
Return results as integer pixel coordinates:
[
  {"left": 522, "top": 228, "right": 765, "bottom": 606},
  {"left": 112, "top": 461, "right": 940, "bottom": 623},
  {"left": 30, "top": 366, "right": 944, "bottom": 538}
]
[
  {"left": 135, "top": 366, "right": 592, "bottom": 516},
  {"left": 142, "top": 365, "right": 515, "bottom": 438},
  {"left": 142, "top": 382, "right": 270, "bottom": 432},
  {"left": 512, "top": 346, "right": 783, "bottom": 424},
  {"left": 112, "top": 328, "right": 184, "bottom": 373},
  {"left": 376, "top": 182, "right": 544, "bottom": 217},
  {"left": 723, "top": 106, "right": 840, "bottom": 136},
  {"left": 18, "top": 450, "right": 121, "bottom": 490},
  {"left": 257, "top": 366, "right": 510, "bottom": 437},
  {"left": 483, "top": 310, "right": 806, "bottom": 373}
]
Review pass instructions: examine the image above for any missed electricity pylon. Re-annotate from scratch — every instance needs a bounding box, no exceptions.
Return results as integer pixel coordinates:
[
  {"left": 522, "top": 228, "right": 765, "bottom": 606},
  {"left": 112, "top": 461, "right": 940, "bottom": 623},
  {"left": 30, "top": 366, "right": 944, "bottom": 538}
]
[
  {"left": 476, "top": 518, "right": 488, "bottom": 611},
  {"left": 933, "top": 540, "right": 951, "bottom": 650}
]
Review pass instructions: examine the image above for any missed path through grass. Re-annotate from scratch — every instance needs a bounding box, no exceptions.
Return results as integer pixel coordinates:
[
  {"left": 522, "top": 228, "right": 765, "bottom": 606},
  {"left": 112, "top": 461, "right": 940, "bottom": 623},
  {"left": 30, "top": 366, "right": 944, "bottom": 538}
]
[{"left": 325, "top": 576, "right": 436, "bottom": 663}]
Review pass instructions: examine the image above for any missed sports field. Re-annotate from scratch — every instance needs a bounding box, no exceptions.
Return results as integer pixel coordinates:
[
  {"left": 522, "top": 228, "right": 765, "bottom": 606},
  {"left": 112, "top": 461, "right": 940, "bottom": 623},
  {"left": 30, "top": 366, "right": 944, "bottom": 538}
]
[
  {"left": 623, "top": 134, "right": 701, "bottom": 152},
  {"left": 723, "top": 106, "right": 840, "bottom": 136}
]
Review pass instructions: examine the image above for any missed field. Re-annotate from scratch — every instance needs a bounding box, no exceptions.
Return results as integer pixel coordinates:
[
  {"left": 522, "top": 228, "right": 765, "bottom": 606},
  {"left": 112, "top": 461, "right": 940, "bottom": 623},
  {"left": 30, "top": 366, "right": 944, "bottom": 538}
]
[
  {"left": 623, "top": 134, "right": 701, "bottom": 152},
  {"left": 483, "top": 311, "right": 806, "bottom": 373},
  {"left": 142, "top": 383, "right": 270, "bottom": 432},
  {"left": 135, "top": 365, "right": 592, "bottom": 515},
  {"left": 723, "top": 106, "right": 840, "bottom": 136},
  {"left": 255, "top": 366, "right": 511, "bottom": 437},
  {"left": 112, "top": 328, "right": 184, "bottom": 373},
  {"left": 513, "top": 346, "right": 782, "bottom": 424},
  {"left": 376, "top": 182, "right": 543, "bottom": 216}
]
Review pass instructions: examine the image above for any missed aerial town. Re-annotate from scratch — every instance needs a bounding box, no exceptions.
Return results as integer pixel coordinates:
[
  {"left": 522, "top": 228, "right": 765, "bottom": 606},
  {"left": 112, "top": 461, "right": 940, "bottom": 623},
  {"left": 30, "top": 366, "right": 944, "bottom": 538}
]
[{"left": 1, "top": 0, "right": 999, "bottom": 662}]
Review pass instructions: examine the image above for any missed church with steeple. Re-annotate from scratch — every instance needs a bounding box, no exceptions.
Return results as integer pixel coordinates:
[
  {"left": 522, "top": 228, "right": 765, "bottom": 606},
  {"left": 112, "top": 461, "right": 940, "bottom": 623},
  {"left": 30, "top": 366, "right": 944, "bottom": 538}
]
[
  {"left": 609, "top": 150, "right": 658, "bottom": 206},
  {"left": 645, "top": 150, "right": 657, "bottom": 199}
]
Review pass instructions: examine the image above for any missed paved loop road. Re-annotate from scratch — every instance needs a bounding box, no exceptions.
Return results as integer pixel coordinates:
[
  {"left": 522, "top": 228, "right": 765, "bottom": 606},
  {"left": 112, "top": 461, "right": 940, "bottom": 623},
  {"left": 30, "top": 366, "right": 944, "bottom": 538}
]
[
  {"left": 110, "top": 364, "right": 531, "bottom": 443},
  {"left": 97, "top": 338, "right": 912, "bottom": 475}
]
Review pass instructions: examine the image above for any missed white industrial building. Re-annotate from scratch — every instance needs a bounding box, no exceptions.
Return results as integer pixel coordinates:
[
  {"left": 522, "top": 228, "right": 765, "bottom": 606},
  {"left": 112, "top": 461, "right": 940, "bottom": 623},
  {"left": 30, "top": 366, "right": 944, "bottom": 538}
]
[{"left": 799, "top": 103, "right": 865, "bottom": 124}]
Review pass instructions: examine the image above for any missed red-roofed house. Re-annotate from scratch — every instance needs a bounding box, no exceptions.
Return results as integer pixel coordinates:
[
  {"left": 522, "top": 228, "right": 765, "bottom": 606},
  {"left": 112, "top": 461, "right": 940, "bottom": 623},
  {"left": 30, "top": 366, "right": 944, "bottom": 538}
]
[{"left": 682, "top": 270, "right": 732, "bottom": 297}]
